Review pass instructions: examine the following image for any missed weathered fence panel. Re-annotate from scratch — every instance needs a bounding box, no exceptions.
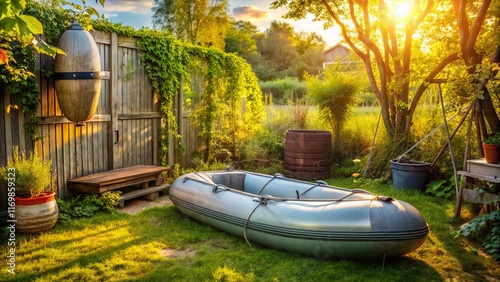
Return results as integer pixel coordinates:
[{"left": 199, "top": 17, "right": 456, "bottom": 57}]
[
  {"left": 0, "top": 29, "right": 216, "bottom": 224},
  {"left": 0, "top": 30, "right": 168, "bottom": 203}
]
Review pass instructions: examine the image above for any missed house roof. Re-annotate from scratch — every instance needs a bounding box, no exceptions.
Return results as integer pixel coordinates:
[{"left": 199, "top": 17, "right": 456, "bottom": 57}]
[{"left": 323, "top": 43, "right": 350, "bottom": 54}]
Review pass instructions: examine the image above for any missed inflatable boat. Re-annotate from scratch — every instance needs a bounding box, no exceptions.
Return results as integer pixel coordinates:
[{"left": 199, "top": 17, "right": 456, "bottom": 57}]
[{"left": 169, "top": 170, "right": 428, "bottom": 259}]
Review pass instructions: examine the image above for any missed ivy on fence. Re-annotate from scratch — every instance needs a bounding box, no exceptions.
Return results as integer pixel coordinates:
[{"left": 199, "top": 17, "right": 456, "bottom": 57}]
[{"left": 2, "top": 2, "right": 264, "bottom": 165}]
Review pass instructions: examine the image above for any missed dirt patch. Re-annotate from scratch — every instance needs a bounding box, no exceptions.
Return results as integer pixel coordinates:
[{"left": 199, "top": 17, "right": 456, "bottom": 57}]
[
  {"left": 160, "top": 248, "right": 196, "bottom": 259},
  {"left": 119, "top": 195, "right": 172, "bottom": 214}
]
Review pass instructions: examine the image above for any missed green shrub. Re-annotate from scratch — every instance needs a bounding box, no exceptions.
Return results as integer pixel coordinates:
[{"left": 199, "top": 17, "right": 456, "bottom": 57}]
[
  {"left": 259, "top": 77, "right": 306, "bottom": 104},
  {"left": 457, "top": 209, "right": 500, "bottom": 260},
  {"left": 304, "top": 67, "right": 361, "bottom": 145},
  {"left": 57, "top": 191, "right": 122, "bottom": 222},
  {"left": 485, "top": 132, "right": 500, "bottom": 145},
  {"left": 0, "top": 147, "right": 54, "bottom": 197},
  {"left": 425, "top": 176, "right": 457, "bottom": 199}
]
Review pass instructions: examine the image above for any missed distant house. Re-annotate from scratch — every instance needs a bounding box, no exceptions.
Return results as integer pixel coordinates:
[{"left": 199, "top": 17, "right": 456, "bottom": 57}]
[{"left": 322, "top": 43, "right": 351, "bottom": 69}]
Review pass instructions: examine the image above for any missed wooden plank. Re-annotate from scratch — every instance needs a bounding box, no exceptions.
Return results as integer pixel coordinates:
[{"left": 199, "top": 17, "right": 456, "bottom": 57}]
[
  {"left": 461, "top": 188, "right": 500, "bottom": 204},
  {"left": 466, "top": 159, "right": 500, "bottom": 176},
  {"left": 92, "top": 30, "right": 111, "bottom": 45},
  {"left": 117, "top": 36, "right": 139, "bottom": 49},
  {"left": 109, "top": 32, "right": 119, "bottom": 170},
  {"left": 457, "top": 171, "right": 500, "bottom": 183},
  {"left": 36, "top": 114, "right": 111, "bottom": 125},
  {"left": 118, "top": 112, "right": 162, "bottom": 120},
  {"left": 70, "top": 175, "right": 157, "bottom": 193},
  {"left": 119, "top": 184, "right": 170, "bottom": 207},
  {"left": 68, "top": 165, "right": 170, "bottom": 186},
  {"left": 55, "top": 124, "right": 65, "bottom": 198}
]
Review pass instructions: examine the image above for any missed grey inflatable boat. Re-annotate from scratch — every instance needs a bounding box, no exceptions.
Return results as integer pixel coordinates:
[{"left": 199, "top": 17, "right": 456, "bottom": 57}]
[{"left": 169, "top": 170, "right": 428, "bottom": 259}]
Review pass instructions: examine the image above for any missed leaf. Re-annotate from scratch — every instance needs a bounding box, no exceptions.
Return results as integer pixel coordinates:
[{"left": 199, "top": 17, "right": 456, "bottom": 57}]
[
  {"left": 97, "top": 0, "right": 105, "bottom": 7},
  {"left": 33, "top": 40, "right": 65, "bottom": 58},
  {"left": 17, "top": 14, "right": 43, "bottom": 35},
  {"left": 10, "top": 0, "right": 27, "bottom": 13},
  {"left": 85, "top": 7, "right": 100, "bottom": 18}
]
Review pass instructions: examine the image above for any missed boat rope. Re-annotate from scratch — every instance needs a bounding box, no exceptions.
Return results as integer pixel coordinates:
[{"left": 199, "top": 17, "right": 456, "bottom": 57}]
[
  {"left": 298, "top": 180, "right": 328, "bottom": 198},
  {"left": 256, "top": 173, "right": 284, "bottom": 195},
  {"left": 243, "top": 196, "right": 271, "bottom": 247},
  {"left": 183, "top": 175, "right": 393, "bottom": 202},
  {"left": 212, "top": 184, "right": 229, "bottom": 193}
]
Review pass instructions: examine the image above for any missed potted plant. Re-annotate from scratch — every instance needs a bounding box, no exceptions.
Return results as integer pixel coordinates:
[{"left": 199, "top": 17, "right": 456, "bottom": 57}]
[
  {"left": 0, "top": 147, "right": 58, "bottom": 233},
  {"left": 483, "top": 132, "right": 500, "bottom": 164}
]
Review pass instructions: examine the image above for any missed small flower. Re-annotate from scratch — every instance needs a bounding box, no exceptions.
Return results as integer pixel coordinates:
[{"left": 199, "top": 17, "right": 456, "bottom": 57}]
[
  {"left": 352, "top": 159, "right": 361, "bottom": 163},
  {"left": 352, "top": 172, "right": 360, "bottom": 178}
]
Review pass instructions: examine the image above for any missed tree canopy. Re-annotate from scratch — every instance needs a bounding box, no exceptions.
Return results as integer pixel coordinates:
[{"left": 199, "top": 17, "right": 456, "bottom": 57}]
[
  {"left": 152, "top": 0, "right": 231, "bottom": 50},
  {"left": 271, "top": 0, "right": 500, "bottom": 144}
]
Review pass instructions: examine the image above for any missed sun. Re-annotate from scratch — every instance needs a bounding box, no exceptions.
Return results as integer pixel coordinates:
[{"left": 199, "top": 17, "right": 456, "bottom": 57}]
[
  {"left": 395, "top": 2, "right": 413, "bottom": 16},
  {"left": 389, "top": 0, "right": 414, "bottom": 20}
]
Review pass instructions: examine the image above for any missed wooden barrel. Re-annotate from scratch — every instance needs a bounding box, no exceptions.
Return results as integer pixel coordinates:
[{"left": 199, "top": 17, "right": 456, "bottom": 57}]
[
  {"left": 55, "top": 20, "right": 101, "bottom": 124},
  {"left": 15, "top": 192, "right": 59, "bottom": 233},
  {"left": 284, "top": 130, "right": 332, "bottom": 179}
]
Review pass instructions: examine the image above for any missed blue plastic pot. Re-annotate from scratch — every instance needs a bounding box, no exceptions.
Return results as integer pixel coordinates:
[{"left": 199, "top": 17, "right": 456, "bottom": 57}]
[{"left": 391, "top": 159, "right": 430, "bottom": 191}]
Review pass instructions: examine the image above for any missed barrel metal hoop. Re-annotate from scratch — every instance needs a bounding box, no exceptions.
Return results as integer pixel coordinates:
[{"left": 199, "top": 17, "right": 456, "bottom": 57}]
[{"left": 55, "top": 72, "right": 102, "bottom": 80}]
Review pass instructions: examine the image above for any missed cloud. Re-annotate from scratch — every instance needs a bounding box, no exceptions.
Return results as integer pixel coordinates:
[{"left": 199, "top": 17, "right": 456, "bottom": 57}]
[
  {"left": 101, "top": 12, "right": 118, "bottom": 19},
  {"left": 94, "top": 0, "right": 153, "bottom": 14},
  {"left": 232, "top": 6, "right": 269, "bottom": 20}
]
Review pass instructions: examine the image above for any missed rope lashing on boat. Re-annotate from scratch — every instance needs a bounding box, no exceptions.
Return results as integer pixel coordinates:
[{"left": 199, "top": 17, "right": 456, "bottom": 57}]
[
  {"left": 243, "top": 195, "right": 272, "bottom": 247},
  {"left": 212, "top": 184, "right": 229, "bottom": 193},
  {"left": 298, "top": 180, "right": 328, "bottom": 198},
  {"left": 183, "top": 175, "right": 393, "bottom": 202},
  {"left": 256, "top": 173, "right": 284, "bottom": 195},
  {"left": 335, "top": 188, "right": 393, "bottom": 202}
]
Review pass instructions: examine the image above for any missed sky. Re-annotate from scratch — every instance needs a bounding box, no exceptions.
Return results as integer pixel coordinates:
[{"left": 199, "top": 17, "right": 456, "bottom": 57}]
[{"left": 89, "top": 0, "right": 342, "bottom": 47}]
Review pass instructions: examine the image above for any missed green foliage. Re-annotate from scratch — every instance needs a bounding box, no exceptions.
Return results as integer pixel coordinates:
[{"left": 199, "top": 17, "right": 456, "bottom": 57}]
[
  {"left": 485, "top": 132, "right": 500, "bottom": 145},
  {"left": 57, "top": 191, "right": 121, "bottom": 222},
  {"left": 152, "top": 0, "right": 231, "bottom": 50},
  {"left": 0, "top": 147, "right": 54, "bottom": 198},
  {"left": 258, "top": 77, "right": 306, "bottom": 105},
  {"left": 457, "top": 209, "right": 500, "bottom": 260},
  {"left": 0, "top": 0, "right": 64, "bottom": 57},
  {"left": 304, "top": 67, "right": 360, "bottom": 143},
  {"left": 134, "top": 22, "right": 264, "bottom": 165},
  {"left": 425, "top": 176, "right": 457, "bottom": 200}
]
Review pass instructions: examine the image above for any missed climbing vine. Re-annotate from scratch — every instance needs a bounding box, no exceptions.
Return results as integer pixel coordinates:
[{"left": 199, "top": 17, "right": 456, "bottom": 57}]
[
  {"left": 3, "top": 2, "right": 264, "bottom": 165},
  {"left": 136, "top": 29, "right": 191, "bottom": 165}
]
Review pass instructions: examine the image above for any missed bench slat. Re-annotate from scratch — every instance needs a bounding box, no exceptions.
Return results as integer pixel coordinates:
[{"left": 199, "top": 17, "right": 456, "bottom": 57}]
[
  {"left": 119, "top": 184, "right": 170, "bottom": 207},
  {"left": 68, "top": 165, "right": 170, "bottom": 187}
]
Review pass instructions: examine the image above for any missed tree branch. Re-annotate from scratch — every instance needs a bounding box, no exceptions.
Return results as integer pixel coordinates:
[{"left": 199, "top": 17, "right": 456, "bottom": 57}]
[
  {"left": 405, "top": 52, "right": 460, "bottom": 131},
  {"left": 467, "top": 0, "right": 492, "bottom": 57}
]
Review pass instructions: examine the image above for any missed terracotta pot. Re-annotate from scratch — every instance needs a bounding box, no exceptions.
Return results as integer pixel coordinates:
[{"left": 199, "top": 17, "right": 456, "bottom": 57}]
[
  {"left": 14, "top": 191, "right": 58, "bottom": 233},
  {"left": 483, "top": 144, "right": 500, "bottom": 164}
]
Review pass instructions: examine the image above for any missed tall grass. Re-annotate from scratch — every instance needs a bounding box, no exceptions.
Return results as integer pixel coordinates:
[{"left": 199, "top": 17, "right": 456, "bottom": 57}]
[
  {"left": 244, "top": 102, "right": 476, "bottom": 180},
  {"left": 259, "top": 77, "right": 307, "bottom": 105}
]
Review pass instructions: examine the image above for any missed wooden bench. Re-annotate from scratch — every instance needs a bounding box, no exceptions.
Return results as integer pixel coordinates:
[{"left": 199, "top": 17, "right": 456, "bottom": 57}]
[{"left": 68, "top": 165, "right": 171, "bottom": 208}]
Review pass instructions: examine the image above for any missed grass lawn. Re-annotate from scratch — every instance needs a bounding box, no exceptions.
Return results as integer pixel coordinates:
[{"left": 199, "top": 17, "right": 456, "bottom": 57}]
[{"left": 1, "top": 177, "right": 499, "bottom": 281}]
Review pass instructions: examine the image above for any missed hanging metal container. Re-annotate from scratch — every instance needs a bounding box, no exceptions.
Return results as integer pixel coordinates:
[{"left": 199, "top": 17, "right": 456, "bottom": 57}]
[{"left": 54, "top": 20, "right": 101, "bottom": 124}]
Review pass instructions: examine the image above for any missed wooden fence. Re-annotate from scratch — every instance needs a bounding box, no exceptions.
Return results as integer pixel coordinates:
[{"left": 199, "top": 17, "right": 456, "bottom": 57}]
[{"left": 1, "top": 30, "right": 201, "bottom": 217}]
